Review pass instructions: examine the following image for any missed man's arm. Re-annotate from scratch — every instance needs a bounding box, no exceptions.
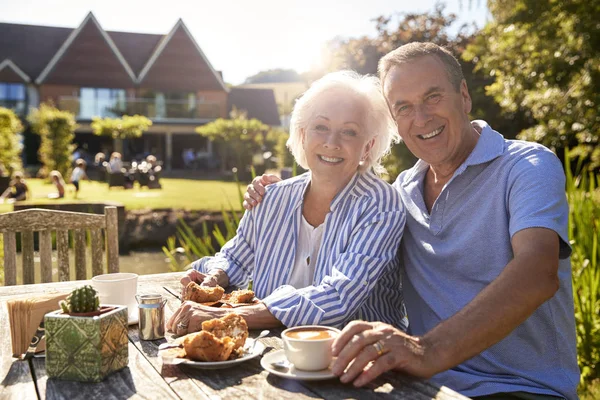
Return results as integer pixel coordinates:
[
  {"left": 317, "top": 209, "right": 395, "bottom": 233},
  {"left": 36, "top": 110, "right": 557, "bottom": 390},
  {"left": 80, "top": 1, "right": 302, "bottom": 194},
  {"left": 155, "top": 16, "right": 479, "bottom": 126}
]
[{"left": 332, "top": 227, "right": 560, "bottom": 385}]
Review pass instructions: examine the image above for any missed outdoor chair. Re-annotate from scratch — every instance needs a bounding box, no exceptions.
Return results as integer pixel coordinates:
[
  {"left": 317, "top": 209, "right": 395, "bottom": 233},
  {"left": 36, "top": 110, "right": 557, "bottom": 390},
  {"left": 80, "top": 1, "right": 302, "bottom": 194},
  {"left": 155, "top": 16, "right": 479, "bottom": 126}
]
[
  {"left": 108, "top": 172, "right": 126, "bottom": 188},
  {"left": 0, "top": 206, "right": 119, "bottom": 286}
]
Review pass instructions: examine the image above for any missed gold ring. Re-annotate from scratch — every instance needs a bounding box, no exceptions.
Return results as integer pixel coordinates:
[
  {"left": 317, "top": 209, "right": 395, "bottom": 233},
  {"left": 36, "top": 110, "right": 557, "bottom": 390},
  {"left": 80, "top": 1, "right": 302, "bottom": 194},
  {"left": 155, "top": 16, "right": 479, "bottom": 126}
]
[
  {"left": 177, "top": 322, "right": 188, "bottom": 330},
  {"left": 373, "top": 340, "right": 386, "bottom": 357}
]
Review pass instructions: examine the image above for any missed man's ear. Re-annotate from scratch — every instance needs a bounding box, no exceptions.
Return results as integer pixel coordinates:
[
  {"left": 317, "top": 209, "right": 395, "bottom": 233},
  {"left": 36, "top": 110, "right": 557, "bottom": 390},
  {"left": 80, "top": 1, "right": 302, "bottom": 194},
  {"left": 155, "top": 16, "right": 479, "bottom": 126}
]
[{"left": 460, "top": 79, "right": 472, "bottom": 115}]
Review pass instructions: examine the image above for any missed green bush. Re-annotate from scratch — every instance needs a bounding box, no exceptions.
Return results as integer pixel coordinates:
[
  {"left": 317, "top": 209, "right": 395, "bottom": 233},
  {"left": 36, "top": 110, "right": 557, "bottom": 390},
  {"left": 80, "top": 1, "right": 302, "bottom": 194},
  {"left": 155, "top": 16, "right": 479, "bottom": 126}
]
[
  {"left": 0, "top": 107, "right": 24, "bottom": 176},
  {"left": 28, "top": 103, "right": 77, "bottom": 179},
  {"left": 565, "top": 149, "right": 600, "bottom": 386},
  {"left": 91, "top": 115, "right": 152, "bottom": 139}
]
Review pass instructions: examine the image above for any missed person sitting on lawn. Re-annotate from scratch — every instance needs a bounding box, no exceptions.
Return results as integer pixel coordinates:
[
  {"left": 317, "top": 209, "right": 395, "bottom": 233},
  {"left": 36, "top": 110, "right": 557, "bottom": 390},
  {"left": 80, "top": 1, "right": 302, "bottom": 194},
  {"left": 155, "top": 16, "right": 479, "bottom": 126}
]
[
  {"left": 167, "top": 70, "right": 407, "bottom": 335},
  {"left": 108, "top": 152, "right": 123, "bottom": 173},
  {"left": 0, "top": 171, "right": 29, "bottom": 203},
  {"left": 48, "top": 170, "right": 66, "bottom": 199},
  {"left": 70, "top": 159, "right": 88, "bottom": 198}
]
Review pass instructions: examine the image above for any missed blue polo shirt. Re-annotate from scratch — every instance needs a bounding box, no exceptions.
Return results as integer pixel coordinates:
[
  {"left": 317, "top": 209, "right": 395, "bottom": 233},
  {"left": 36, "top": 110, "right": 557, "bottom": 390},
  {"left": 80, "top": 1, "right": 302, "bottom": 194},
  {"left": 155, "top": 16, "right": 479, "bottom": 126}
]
[{"left": 393, "top": 121, "right": 579, "bottom": 399}]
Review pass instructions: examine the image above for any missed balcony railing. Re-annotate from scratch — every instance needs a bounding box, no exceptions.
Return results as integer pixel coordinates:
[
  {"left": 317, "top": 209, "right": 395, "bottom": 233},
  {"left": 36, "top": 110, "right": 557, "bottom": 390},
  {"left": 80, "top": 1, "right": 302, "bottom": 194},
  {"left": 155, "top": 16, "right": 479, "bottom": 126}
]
[
  {"left": 58, "top": 97, "right": 221, "bottom": 121},
  {"left": 0, "top": 100, "right": 27, "bottom": 116}
]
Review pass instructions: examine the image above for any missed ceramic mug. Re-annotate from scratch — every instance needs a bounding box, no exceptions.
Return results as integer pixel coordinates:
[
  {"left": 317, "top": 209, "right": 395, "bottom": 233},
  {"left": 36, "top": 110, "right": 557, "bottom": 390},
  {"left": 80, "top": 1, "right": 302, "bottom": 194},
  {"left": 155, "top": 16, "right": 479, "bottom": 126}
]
[
  {"left": 281, "top": 325, "right": 340, "bottom": 371},
  {"left": 91, "top": 273, "right": 139, "bottom": 324}
]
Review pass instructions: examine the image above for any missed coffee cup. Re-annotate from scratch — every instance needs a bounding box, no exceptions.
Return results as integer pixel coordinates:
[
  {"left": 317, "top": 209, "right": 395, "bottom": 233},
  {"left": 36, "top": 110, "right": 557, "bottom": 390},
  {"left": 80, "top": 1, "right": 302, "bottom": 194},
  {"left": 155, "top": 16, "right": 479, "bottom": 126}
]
[
  {"left": 91, "top": 273, "right": 139, "bottom": 324},
  {"left": 281, "top": 325, "right": 340, "bottom": 371}
]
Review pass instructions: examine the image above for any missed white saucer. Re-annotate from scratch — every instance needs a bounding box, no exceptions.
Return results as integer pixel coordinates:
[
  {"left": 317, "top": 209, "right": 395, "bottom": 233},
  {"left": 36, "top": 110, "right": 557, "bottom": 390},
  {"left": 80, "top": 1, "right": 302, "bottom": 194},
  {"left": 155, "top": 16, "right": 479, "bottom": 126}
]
[
  {"left": 160, "top": 338, "right": 265, "bottom": 370},
  {"left": 260, "top": 350, "right": 337, "bottom": 381}
]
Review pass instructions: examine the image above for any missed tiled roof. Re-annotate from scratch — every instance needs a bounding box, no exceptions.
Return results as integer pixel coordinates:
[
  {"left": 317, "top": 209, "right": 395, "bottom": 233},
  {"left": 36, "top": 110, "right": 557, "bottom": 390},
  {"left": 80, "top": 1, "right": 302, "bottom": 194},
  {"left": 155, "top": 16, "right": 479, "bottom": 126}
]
[
  {"left": 0, "top": 23, "right": 71, "bottom": 78},
  {"left": 107, "top": 31, "right": 163, "bottom": 75},
  {"left": 228, "top": 88, "right": 281, "bottom": 126}
]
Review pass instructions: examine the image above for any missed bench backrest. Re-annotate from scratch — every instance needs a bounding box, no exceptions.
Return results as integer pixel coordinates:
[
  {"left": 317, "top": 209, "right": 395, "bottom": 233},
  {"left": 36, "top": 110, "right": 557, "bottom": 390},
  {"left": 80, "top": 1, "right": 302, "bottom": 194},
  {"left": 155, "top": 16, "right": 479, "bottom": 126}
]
[{"left": 0, "top": 206, "right": 119, "bottom": 285}]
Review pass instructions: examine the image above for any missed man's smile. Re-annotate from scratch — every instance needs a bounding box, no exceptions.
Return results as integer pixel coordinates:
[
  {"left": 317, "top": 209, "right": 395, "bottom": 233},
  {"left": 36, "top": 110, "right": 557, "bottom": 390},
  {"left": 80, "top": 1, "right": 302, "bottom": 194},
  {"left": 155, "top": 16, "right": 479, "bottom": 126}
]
[{"left": 418, "top": 125, "right": 444, "bottom": 140}]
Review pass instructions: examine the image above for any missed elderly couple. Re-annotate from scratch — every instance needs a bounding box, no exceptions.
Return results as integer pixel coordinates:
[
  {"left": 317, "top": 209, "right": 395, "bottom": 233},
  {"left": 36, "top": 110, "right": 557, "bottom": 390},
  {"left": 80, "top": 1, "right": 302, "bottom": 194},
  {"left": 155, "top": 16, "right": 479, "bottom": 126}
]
[{"left": 167, "top": 42, "right": 578, "bottom": 400}]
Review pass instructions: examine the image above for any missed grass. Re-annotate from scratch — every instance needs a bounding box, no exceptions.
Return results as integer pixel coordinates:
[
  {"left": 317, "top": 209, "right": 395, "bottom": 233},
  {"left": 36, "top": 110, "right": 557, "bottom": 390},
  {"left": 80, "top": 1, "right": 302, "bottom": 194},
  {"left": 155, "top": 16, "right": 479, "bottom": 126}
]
[{"left": 0, "top": 178, "right": 244, "bottom": 213}]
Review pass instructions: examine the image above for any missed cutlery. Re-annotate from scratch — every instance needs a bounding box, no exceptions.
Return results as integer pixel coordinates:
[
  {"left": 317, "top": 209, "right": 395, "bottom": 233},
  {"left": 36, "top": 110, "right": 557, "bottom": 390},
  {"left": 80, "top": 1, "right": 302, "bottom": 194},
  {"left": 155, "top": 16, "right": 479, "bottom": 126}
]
[
  {"left": 158, "top": 342, "right": 183, "bottom": 351},
  {"left": 270, "top": 358, "right": 292, "bottom": 371},
  {"left": 250, "top": 330, "right": 269, "bottom": 353},
  {"left": 162, "top": 286, "right": 181, "bottom": 301}
]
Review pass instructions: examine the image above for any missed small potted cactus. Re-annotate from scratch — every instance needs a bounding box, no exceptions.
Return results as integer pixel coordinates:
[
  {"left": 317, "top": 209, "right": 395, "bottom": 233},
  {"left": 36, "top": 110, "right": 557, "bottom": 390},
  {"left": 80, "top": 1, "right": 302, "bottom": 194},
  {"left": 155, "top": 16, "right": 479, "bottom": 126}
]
[{"left": 45, "top": 285, "right": 129, "bottom": 382}]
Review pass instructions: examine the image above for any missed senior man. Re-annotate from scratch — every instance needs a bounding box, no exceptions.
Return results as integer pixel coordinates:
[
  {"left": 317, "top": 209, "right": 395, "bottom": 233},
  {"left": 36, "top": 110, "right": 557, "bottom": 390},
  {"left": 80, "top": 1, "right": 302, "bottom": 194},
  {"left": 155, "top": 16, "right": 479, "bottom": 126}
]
[{"left": 244, "top": 42, "right": 579, "bottom": 400}]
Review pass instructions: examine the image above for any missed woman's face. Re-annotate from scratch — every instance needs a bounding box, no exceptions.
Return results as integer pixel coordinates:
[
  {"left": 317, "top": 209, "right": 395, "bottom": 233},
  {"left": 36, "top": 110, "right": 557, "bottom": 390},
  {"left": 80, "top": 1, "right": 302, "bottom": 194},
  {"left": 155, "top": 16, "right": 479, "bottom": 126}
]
[{"left": 302, "top": 90, "right": 373, "bottom": 183}]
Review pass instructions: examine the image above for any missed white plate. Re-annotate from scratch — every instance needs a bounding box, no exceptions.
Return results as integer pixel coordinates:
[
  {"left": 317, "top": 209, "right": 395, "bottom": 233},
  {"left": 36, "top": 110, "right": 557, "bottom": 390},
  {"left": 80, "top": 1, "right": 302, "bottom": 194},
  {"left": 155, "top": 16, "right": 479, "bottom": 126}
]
[
  {"left": 160, "top": 338, "right": 265, "bottom": 369},
  {"left": 260, "top": 350, "right": 337, "bottom": 381}
]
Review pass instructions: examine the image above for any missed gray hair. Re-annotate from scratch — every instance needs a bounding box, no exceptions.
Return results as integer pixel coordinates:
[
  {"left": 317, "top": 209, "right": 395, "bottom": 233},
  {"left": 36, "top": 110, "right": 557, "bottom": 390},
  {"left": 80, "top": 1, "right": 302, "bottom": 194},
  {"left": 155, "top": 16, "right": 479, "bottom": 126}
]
[
  {"left": 378, "top": 42, "right": 464, "bottom": 91},
  {"left": 287, "top": 70, "right": 399, "bottom": 174}
]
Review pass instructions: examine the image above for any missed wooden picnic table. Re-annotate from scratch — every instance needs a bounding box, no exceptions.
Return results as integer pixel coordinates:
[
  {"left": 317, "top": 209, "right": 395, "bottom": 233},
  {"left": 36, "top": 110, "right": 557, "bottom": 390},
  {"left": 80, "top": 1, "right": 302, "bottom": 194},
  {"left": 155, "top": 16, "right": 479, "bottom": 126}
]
[{"left": 0, "top": 272, "right": 469, "bottom": 400}]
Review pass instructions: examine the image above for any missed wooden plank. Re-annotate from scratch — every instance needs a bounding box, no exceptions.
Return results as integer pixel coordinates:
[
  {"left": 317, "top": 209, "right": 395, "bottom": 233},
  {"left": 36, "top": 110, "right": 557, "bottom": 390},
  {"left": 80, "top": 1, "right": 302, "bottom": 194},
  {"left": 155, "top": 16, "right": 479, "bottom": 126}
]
[
  {"left": 105, "top": 206, "right": 119, "bottom": 273},
  {"left": 56, "top": 230, "right": 70, "bottom": 282},
  {"left": 21, "top": 231, "right": 34, "bottom": 285},
  {"left": 32, "top": 342, "right": 180, "bottom": 400},
  {"left": 0, "top": 209, "right": 105, "bottom": 233},
  {"left": 0, "top": 274, "right": 468, "bottom": 400},
  {"left": 74, "top": 229, "right": 87, "bottom": 281},
  {"left": 0, "top": 302, "right": 39, "bottom": 400},
  {"left": 90, "top": 229, "right": 103, "bottom": 277},
  {"left": 3, "top": 232, "right": 17, "bottom": 286},
  {"left": 39, "top": 230, "right": 53, "bottom": 283}
]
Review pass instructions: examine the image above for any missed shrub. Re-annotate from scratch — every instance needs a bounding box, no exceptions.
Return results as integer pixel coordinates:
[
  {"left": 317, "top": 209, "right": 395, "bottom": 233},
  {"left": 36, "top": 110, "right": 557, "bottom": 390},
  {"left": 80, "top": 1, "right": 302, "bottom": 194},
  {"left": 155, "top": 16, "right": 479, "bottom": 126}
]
[
  {"left": 565, "top": 149, "right": 600, "bottom": 385},
  {"left": 0, "top": 107, "right": 24, "bottom": 176},
  {"left": 28, "top": 103, "right": 77, "bottom": 179}
]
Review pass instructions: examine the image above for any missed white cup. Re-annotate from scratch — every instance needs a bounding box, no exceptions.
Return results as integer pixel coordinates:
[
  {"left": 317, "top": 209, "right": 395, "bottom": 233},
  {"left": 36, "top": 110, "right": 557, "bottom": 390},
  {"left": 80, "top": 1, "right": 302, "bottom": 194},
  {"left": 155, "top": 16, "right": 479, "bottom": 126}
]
[
  {"left": 282, "top": 325, "right": 340, "bottom": 371},
  {"left": 91, "top": 273, "right": 139, "bottom": 323}
]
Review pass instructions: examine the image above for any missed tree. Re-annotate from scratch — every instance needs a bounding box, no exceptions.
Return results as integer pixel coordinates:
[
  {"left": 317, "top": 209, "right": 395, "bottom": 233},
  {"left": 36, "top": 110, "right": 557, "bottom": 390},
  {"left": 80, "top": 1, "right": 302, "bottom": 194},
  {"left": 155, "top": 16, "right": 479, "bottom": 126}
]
[
  {"left": 28, "top": 103, "right": 77, "bottom": 179},
  {"left": 91, "top": 115, "right": 152, "bottom": 139},
  {"left": 464, "top": 0, "right": 600, "bottom": 169},
  {"left": 0, "top": 107, "right": 23, "bottom": 176},
  {"left": 196, "top": 108, "right": 269, "bottom": 178}
]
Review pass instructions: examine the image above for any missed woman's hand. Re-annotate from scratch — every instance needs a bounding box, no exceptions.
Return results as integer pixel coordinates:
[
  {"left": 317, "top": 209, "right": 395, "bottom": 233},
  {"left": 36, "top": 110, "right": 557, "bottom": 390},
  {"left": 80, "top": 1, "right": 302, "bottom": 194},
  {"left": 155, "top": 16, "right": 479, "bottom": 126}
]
[
  {"left": 180, "top": 269, "right": 222, "bottom": 288},
  {"left": 242, "top": 174, "right": 281, "bottom": 210},
  {"left": 166, "top": 301, "right": 227, "bottom": 336},
  {"left": 331, "top": 321, "right": 436, "bottom": 387}
]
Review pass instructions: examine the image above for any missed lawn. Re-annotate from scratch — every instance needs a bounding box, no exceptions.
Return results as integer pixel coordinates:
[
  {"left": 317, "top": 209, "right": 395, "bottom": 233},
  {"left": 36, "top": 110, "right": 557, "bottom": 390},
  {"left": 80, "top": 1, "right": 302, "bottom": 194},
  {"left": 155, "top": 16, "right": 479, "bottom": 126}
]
[{"left": 0, "top": 178, "right": 244, "bottom": 213}]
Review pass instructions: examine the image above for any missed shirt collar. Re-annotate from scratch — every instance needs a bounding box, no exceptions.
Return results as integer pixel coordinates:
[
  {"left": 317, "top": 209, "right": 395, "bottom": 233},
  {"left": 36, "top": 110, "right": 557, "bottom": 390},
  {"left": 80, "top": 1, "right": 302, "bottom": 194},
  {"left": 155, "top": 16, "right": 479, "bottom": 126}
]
[
  {"left": 294, "top": 170, "right": 369, "bottom": 212},
  {"left": 401, "top": 120, "right": 506, "bottom": 187}
]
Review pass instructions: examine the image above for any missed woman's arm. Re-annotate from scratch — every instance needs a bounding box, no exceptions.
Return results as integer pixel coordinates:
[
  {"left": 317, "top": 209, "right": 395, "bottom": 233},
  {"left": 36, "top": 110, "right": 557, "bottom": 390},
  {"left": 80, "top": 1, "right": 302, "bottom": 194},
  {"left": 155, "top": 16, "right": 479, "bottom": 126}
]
[
  {"left": 262, "top": 207, "right": 405, "bottom": 327},
  {"left": 189, "top": 209, "right": 257, "bottom": 289}
]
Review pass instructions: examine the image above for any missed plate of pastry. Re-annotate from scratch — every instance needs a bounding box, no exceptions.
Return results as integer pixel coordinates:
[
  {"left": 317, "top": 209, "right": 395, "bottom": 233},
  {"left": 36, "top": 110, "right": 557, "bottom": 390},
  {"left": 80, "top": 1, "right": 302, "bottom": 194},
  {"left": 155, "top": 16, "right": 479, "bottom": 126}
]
[
  {"left": 182, "top": 282, "right": 259, "bottom": 308},
  {"left": 159, "top": 313, "right": 265, "bottom": 369}
]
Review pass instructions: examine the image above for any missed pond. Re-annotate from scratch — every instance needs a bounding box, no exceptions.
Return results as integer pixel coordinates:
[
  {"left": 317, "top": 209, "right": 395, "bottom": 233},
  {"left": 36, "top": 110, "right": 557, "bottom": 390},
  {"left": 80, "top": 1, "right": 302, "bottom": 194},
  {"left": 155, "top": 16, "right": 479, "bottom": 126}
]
[{"left": 12, "top": 250, "right": 184, "bottom": 285}]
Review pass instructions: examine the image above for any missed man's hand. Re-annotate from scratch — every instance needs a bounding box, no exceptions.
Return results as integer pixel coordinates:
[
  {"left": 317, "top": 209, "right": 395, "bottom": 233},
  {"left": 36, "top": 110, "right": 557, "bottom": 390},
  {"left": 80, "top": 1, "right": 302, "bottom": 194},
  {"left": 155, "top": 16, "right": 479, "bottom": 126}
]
[
  {"left": 242, "top": 174, "right": 281, "bottom": 210},
  {"left": 331, "top": 321, "right": 435, "bottom": 387}
]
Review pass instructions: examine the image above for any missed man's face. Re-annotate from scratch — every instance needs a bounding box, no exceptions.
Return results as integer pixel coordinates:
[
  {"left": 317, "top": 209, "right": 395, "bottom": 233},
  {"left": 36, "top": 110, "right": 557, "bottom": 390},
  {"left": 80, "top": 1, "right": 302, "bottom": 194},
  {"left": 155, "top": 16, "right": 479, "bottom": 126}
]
[{"left": 383, "top": 55, "right": 473, "bottom": 170}]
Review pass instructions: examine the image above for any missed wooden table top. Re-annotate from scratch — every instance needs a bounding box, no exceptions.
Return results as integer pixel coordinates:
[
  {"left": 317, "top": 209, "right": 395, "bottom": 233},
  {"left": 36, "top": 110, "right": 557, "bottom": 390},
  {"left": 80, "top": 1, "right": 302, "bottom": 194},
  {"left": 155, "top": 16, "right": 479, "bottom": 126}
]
[{"left": 0, "top": 272, "right": 469, "bottom": 400}]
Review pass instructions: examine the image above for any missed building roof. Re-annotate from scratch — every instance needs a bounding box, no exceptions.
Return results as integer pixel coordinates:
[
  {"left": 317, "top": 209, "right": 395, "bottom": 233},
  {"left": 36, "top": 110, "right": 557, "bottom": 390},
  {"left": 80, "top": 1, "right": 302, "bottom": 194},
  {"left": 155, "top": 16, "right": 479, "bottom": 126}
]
[
  {"left": 0, "top": 15, "right": 227, "bottom": 91},
  {"left": 0, "top": 22, "right": 71, "bottom": 79},
  {"left": 228, "top": 88, "right": 281, "bottom": 126}
]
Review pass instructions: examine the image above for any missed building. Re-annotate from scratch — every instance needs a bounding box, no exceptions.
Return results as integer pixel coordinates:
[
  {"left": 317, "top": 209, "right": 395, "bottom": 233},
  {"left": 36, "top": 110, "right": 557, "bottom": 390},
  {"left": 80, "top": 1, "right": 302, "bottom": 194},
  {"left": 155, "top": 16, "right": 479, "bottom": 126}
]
[
  {"left": 238, "top": 81, "right": 308, "bottom": 128},
  {"left": 0, "top": 12, "right": 279, "bottom": 170}
]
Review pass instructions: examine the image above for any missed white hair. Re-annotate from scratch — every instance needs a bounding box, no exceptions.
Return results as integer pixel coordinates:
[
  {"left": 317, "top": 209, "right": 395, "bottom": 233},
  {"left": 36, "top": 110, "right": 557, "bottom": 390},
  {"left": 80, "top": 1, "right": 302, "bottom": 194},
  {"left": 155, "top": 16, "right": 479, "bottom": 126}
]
[{"left": 287, "top": 70, "right": 399, "bottom": 174}]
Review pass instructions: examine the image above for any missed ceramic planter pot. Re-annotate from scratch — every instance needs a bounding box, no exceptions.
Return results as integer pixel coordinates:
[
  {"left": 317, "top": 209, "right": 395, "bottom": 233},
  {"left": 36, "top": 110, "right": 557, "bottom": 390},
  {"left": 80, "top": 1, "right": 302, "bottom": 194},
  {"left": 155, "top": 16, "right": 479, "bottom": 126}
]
[{"left": 44, "top": 305, "right": 128, "bottom": 382}]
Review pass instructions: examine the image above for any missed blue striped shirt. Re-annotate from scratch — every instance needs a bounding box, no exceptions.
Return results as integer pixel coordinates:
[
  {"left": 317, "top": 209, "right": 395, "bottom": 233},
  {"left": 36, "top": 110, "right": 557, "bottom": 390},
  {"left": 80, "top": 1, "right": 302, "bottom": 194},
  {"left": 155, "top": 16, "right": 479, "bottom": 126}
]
[{"left": 192, "top": 170, "right": 408, "bottom": 329}]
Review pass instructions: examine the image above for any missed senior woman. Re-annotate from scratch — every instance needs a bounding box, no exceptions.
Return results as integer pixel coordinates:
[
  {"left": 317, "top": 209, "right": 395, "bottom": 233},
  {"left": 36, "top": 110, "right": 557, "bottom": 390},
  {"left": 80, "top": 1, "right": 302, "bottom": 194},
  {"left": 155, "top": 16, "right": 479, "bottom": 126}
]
[{"left": 167, "top": 70, "right": 407, "bottom": 335}]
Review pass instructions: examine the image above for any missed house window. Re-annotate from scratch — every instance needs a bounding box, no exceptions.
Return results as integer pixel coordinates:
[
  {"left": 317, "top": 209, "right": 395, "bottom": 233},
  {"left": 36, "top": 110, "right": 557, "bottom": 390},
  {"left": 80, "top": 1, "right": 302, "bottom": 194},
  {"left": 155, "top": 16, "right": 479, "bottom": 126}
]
[
  {"left": 0, "top": 83, "right": 26, "bottom": 115},
  {"left": 79, "top": 88, "right": 126, "bottom": 119}
]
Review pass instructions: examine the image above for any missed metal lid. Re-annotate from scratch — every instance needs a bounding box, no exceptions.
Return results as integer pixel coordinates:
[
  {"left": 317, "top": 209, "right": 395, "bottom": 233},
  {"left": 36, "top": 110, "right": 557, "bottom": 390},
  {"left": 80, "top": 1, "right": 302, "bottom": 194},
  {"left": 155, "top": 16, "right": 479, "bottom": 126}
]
[{"left": 137, "top": 294, "right": 163, "bottom": 304}]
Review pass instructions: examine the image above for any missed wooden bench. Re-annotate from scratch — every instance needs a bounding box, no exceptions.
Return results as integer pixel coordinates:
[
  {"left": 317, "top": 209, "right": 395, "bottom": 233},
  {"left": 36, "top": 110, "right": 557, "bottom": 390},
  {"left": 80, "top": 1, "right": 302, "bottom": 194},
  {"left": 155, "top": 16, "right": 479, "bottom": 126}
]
[{"left": 0, "top": 207, "right": 119, "bottom": 285}]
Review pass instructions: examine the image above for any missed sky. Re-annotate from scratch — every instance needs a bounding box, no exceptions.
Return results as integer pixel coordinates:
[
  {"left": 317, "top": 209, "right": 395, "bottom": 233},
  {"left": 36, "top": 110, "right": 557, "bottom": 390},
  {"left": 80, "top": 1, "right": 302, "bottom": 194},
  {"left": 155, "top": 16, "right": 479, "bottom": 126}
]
[{"left": 0, "top": 0, "right": 489, "bottom": 85}]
